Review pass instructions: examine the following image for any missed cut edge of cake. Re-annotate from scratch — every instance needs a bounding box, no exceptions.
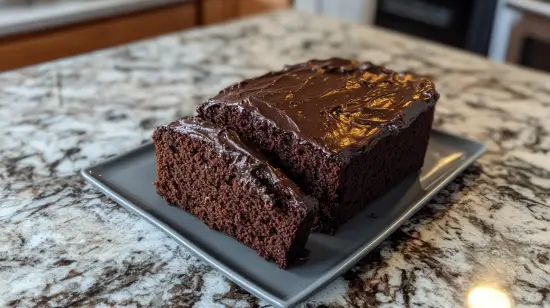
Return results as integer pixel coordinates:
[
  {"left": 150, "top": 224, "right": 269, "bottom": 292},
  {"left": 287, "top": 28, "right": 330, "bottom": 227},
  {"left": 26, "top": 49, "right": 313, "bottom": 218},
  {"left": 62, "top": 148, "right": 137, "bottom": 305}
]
[{"left": 153, "top": 116, "right": 318, "bottom": 268}]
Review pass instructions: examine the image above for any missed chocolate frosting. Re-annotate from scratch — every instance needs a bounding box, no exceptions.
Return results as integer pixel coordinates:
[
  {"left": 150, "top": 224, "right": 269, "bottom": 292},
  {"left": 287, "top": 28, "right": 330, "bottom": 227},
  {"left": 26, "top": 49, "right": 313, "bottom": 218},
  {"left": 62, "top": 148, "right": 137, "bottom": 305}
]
[
  {"left": 201, "top": 58, "right": 439, "bottom": 156},
  {"left": 166, "top": 117, "right": 316, "bottom": 214}
]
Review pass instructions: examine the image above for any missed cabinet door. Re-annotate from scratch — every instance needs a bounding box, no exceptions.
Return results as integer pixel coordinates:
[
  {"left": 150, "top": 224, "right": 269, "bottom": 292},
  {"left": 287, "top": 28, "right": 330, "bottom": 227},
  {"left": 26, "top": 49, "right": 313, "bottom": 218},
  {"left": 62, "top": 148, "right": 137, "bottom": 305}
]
[
  {"left": 238, "top": 0, "right": 291, "bottom": 16},
  {"left": 202, "top": 0, "right": 239, "bottom": 24},
  {"left": 202, "top": 0, "right": 291, "bottom": 25},
  {"left": 0, "top": 2, "right": 197, "bottom": 71}
]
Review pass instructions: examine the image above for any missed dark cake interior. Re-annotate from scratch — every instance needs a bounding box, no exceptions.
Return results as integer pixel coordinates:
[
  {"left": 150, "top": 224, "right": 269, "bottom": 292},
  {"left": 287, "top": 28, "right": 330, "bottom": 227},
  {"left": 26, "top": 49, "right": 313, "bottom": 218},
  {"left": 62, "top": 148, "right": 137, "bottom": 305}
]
[
  {"left": 197, "top": 58, "right": 439, "bottom": 233},
  {"left": 153, "top": 117, "right": 317, "bottom": 268}
]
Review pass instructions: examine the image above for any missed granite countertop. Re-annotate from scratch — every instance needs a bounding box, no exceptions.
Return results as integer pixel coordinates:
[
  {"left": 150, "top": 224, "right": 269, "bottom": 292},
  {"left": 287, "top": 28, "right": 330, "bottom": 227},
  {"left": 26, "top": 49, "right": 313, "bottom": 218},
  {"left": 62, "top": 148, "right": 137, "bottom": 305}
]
[{"left": 1, "top": 10, "right": 549, "bottom": 308}]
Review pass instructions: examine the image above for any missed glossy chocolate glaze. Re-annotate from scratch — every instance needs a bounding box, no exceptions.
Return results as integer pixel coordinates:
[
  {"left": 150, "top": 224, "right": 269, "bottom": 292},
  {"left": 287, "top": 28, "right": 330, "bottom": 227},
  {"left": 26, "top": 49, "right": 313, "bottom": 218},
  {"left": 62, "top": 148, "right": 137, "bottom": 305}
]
[
  {"left": 163, "top": 117, "right": 316, "bottom": 214},
  {"left": 201, "top": 58, "right": 439, "bottom": 156}
]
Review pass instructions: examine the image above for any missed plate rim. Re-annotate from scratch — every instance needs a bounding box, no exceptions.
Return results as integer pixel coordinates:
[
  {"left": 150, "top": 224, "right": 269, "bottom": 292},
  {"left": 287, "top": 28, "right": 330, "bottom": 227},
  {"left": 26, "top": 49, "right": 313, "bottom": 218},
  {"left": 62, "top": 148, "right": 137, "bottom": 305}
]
[{"left": 81, "top": 130, "right": 486, "bottom": 308}]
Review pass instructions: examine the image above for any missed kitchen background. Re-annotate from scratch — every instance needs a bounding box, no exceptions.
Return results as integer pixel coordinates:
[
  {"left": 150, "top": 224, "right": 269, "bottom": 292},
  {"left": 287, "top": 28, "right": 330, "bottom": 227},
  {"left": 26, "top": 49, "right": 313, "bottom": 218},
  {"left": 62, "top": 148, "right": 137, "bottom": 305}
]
[
  {"left": 1, "top": 1, "right": 549, "bottom": 307},
  {"left": 0, "top": 0, "right": 547, "bottom": 72}
]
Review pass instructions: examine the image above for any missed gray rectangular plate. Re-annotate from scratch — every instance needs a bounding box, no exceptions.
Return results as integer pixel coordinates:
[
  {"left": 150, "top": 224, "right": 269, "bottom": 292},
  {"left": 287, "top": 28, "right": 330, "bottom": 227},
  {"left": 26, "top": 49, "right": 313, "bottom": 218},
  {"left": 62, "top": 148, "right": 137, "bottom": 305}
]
[{"left": 81, "top": 130, "right": 485, "bottom": 308}]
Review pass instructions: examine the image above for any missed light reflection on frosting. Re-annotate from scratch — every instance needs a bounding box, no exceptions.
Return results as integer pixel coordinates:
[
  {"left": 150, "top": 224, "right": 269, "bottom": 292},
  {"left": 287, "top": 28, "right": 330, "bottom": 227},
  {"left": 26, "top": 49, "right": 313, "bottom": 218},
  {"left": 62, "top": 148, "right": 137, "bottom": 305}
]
[
  {"left": 468, "top": 286, "right": 512, "bottom": 308},
  {"left": 206, "top": 58, "right": 439, "bottom": 154}
]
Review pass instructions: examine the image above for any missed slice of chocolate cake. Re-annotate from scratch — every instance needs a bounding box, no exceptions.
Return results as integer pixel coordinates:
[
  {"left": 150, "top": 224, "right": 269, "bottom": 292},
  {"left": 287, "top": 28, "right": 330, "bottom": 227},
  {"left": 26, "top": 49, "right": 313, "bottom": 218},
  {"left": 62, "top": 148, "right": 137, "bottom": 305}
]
[
  {"left": 153, "top": 117, "right": 317, "bottom": 268},
  {"left": 197, "top": 58, "right": 439, "bottom": 233}
]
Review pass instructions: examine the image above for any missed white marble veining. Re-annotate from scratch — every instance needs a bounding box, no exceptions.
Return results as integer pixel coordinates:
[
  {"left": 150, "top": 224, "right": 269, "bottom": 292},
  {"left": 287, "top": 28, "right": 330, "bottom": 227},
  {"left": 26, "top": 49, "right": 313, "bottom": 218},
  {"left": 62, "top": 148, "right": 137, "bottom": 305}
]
[{"left": 1, "top": 10, "right": 549, "bottom": 307}]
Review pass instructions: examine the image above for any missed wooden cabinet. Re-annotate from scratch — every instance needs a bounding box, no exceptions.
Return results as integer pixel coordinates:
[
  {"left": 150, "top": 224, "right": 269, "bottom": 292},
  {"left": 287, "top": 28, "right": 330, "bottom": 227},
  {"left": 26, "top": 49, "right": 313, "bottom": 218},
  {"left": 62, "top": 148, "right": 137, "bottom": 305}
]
[
  {"left": 0, "top": 2, "right": 197, "bottom": 71},
  {"left": 507, "top": 1, "right": 550, "bottom": 73},
  {"left": 202, "top": 0, "right": 239, "bottom": 24},
  {"left": 236, "top": 0, "right": 291, "bottom": 16},
  {"left": 201, "top": 0, "right": 291, "bottom": 24},
  {"left": 0, "top": 0, "right": 290, "bottom": 71}
]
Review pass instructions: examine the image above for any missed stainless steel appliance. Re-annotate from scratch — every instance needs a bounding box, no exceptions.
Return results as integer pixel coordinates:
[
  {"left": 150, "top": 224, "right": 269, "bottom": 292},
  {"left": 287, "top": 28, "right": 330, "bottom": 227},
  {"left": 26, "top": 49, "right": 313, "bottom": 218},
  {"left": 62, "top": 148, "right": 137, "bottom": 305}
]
[{"left": 375, "top": 0, "right": 498, "bottom": 55}]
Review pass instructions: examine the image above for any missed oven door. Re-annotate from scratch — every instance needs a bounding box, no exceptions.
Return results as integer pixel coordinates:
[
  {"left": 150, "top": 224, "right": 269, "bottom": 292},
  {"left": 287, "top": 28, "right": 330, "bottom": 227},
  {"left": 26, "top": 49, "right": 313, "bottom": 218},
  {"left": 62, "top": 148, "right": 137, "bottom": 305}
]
[{"left": 375, "top": 0, "right": 497, "bottom": 55}]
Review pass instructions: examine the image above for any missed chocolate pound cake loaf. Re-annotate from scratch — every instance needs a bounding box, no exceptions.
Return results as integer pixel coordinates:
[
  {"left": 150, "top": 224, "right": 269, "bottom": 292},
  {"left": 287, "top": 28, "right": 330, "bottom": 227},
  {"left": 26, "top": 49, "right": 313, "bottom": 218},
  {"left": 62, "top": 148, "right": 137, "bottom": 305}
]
[
  {"left": 198, "top": 58, "right": 439, "bottom": 233},
  {"left": 153, "top": 117, "right": 317, "bottom": 268}
]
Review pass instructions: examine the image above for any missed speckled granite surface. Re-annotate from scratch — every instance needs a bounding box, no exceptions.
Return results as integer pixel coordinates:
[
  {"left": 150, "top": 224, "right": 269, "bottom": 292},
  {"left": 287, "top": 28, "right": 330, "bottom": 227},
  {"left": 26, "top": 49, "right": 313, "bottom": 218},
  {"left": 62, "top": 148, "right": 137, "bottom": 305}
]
[{"left": 1, "top": 10, "right": 549, "bottom": 308}]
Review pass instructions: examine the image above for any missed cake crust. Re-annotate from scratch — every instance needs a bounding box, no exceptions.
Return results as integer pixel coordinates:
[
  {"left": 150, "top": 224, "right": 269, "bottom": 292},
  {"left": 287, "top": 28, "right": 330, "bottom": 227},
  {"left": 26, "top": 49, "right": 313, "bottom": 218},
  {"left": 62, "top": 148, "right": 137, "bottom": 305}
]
[{"left": 153, "top": 117, "right": 317, "bottom": 267}]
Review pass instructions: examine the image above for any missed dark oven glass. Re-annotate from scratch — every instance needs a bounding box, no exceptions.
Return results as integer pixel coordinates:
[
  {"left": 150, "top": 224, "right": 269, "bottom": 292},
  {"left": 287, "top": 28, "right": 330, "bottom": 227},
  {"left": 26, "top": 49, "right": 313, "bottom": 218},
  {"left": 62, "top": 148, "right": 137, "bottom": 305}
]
[{"left": 375, "top": 0, "right": 496, "bottom": 55}]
